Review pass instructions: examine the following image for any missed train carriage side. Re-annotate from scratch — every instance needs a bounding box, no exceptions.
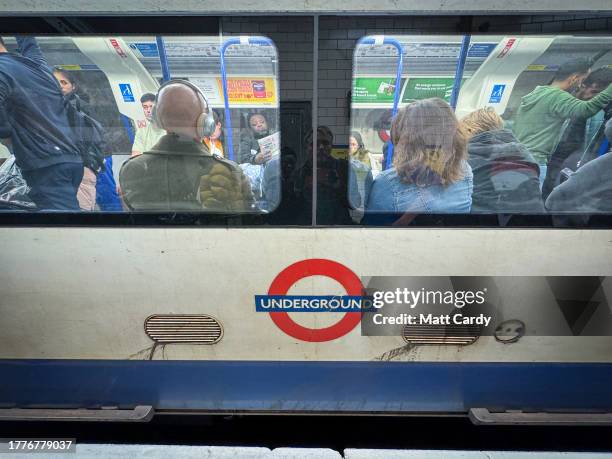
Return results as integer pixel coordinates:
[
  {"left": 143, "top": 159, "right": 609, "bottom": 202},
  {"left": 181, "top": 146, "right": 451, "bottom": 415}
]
[{"left": 1, "top": 5, "right": 612, "bottom": 422}]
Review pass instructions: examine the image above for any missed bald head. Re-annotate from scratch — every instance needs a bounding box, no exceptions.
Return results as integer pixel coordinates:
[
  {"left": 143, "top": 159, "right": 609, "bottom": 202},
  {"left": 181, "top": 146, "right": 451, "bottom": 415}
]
[{"left": 155, "top": 82, "right": 207, "bottom": 139}]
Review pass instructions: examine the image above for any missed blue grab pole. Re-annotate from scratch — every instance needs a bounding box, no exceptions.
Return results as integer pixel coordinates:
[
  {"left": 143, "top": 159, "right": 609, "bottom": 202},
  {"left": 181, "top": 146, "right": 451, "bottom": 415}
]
[
  {"left": 597, "top": 138, "right": 609, "bottom": 157},
  {"left": 121, "top": 114, "right": 135, "bottom": 144},
  {"left": 450, "top": 35, "right": 471, "bottom": 111},
  {"left": 155, "top": 36, "right": 171, "bottom": 82},
  {"left": 220, "top": 37, "right": 275, "bottom": 162},
  {"left": 356, "top": 37, "right": 404, "bottom": 170}
]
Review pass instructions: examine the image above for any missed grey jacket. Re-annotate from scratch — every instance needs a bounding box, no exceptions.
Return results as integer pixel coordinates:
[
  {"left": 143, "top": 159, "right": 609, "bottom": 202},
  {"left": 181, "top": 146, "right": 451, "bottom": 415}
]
[
  {"left": 545, "top": 150, "right": 612, "bottom": 213},
  {"left": 468, "top": 129, "right": 544, "bottom": 213}
]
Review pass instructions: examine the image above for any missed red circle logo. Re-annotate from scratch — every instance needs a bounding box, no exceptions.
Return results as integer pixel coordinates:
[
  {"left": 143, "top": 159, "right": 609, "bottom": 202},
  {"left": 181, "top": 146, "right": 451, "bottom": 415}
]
[{"left": 267, "top": 259, "right": 363, "bottom": 342}]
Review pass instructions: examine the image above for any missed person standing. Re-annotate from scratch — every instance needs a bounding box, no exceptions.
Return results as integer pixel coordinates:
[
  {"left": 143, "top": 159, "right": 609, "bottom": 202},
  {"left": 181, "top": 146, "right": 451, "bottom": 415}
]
[
  {"left": 542, "top": 67, "right": 612, "bottom": 199},
  {"left": 53, "top": 66, "right": 99, "bottom": 210},
  {"left": 0, "top": 36, "right": 83, "bottom": 210},
  {"left": 512, "top": 58, "right": 612, "bottom": 184}
]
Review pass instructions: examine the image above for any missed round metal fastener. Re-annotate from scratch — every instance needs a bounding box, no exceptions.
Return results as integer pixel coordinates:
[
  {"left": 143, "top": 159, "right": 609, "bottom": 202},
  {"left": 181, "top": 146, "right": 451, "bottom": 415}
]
[{"left": 494, "top": 319, "right": 525, "bottom": 344}]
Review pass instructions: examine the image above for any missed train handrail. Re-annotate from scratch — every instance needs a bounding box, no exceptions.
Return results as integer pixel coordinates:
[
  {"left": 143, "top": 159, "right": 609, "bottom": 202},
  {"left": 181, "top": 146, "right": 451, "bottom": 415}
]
[
  {"left": 450, "top": 35, "right": 471, "bottom": 110},
  {"left": 155, "top": 36, "right": 172, "bottom": 82},
  {"left": 220, "top": 36, "right": 276, "bottom": 162},
  {"left": 356, "top": 36, "right": 404, "bottom": 170}
]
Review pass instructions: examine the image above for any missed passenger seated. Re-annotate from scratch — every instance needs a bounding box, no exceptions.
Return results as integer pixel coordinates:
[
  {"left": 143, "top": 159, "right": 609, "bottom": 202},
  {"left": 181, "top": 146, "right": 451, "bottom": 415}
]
[
  {"left": 238, "top": 112, "right": 276, "bottom": 165},
  {"left": 119, "top": 80, "right": 254, "bottom": 212},
  {"left": 546, "top": 118, "right": 612, "bottom": 212},
  {"left": 131, "top": 92, "right": 165, "bottom": 157},
  {"left": 349, "top": 131, "right": 379, "bottom": 171},
  {"left": 542, "top": 67, "right": 612, "bottom": 199},
  {"left": 202, "top": 110, "right": 224, "bottom": 157},
  {"left": 461, "top": 107, "right": 544, "bottom": 213},
  {"left": 366, "top": 98, "right": 472, "bottom": 213}
]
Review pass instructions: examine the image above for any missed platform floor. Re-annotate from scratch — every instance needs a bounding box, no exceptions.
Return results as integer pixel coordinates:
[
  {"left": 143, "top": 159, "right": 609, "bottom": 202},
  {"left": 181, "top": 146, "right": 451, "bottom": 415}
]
[{"left": 5, "top": 445, "right": 611, "bottom": 459}]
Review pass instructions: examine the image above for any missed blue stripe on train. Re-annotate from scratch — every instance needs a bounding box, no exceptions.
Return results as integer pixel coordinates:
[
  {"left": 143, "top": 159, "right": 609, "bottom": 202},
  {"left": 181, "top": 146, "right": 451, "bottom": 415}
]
[{"left": 1, "top": 360, "right": 611, "bottom": 412}]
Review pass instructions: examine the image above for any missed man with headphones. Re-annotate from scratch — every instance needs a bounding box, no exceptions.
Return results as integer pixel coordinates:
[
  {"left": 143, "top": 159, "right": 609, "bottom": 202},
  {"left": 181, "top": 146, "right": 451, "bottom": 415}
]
[{"left": 119, "top": 80, "right": 254, "bottom": 212}]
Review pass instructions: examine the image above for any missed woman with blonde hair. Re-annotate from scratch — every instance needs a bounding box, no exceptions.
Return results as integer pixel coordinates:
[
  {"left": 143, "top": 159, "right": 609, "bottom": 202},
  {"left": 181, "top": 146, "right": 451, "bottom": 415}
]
[
  {"left": 366, "top": 98, "right": 472, "bottom": 213},
  {"left": 461, "top": 107, "right": 543, "bottom": 213}
]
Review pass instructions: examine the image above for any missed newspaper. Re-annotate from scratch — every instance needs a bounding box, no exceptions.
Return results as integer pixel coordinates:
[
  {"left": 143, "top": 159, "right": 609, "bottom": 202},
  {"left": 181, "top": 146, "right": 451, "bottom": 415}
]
[{"left": 257, "top": 131, "right": 280, "bottom": 158}]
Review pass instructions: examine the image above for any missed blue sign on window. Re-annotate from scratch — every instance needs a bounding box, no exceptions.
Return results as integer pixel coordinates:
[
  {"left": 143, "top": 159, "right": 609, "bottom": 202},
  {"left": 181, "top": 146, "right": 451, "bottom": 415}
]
[
  {"left": 119, "top": 83, "right": 135, "bottom": 102},
  {"left": 467, "top": 43, "right": 497, "bottom": 58},
  {"left": 130, "top": 43, "right": 159, "bottom": 58},
  {"left": 489, "top": 84, "right": 506, "bottom": 103}
]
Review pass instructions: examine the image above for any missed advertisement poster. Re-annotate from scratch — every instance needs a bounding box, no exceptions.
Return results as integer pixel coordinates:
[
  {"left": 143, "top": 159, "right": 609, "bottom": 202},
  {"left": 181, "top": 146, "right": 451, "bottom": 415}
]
[
  {"left": 352, "top": 77, "right": 406, "bottom": 104},
  {"left": 189, "top": 77, "right": 277, "bottom": 107},
  {"left": 217, "top": 77, "right": 277, "bottom": 105},
  {"left": 189, "top": 77, "right": 223, "bottom": 106},
  {"left": 401, "top": 77, "right": 465, "bottom": 103}
]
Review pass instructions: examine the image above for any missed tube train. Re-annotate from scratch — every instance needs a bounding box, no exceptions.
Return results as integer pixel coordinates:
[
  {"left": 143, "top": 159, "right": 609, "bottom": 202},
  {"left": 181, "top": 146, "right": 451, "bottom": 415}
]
[{"left": 1, "top": 1, "right": 612, "bottom": 424}]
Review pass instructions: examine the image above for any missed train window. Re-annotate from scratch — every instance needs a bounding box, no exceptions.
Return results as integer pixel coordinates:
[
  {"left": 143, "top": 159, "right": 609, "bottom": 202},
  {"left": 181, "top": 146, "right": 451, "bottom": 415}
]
[
  {"left": 0, "top": 35, "right": 281, "bottom": 214},
  {"left": 349, "top": 34, "right": 612, "bottom": 218}
]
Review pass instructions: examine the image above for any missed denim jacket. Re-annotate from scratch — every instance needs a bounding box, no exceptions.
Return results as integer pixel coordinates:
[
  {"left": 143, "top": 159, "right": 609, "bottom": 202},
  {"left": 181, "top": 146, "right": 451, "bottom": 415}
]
[{"left": 366, "top": 162, "right": 473, "bottom": 213}]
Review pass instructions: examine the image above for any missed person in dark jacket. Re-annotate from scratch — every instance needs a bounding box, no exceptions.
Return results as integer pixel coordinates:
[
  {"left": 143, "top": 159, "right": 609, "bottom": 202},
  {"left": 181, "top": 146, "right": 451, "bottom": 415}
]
[
  {"left": 53, "top": 66, "right": 98, "bottom": 210},
  {"left": 120, "top": 80, "right": 253, "bottom": 212},
  {"left": 53, "top": 65, "right": 123, "bottom": 211},
  {"left": 53, "top": 66, "right": 91, "bottom": 112},
  {"left": 546, "top": 118, "right": 612, "bottom": 213},
  {"left": 0, "top": 36, "right": 83, "bottom": 210},
  {"left": 461, "top": 107, "right": 544, "bottom": 213}
]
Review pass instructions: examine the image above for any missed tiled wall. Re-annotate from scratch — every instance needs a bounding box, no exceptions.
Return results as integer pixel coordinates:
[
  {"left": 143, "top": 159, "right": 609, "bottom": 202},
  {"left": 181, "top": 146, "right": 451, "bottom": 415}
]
[{"left": 223, "top": 14, "right": 612, "bottom": 145}]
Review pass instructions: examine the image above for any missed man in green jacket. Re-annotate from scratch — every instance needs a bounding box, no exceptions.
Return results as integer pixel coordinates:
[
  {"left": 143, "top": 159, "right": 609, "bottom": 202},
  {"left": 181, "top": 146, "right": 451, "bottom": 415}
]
[
  {"left": 120, "top": 80, "right": 254, "bottom": 212},
  {"left": 513, "top": 58, "right": 612, "bottom": 181}
]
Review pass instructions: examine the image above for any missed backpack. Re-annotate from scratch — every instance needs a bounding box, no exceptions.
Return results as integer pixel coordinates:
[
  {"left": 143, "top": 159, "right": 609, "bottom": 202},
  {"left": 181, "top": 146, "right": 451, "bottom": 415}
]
[{"left": 64, "top": 96, "right": 107, "bottom": 174}]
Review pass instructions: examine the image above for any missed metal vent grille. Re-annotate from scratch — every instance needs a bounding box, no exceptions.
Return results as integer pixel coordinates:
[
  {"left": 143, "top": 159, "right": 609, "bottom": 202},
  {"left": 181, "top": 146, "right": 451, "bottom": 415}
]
[
  {"left": 403, "top": 324, "right": 480, "bottom": 346},
  {"left": 144, "top": 314, "right": 223, "bottom": 345}
]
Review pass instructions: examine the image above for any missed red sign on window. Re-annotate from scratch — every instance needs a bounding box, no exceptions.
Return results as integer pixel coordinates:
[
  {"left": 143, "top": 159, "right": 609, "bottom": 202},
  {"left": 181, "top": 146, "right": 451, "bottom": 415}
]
[
  {"left": 110, "top": 39, "right": 128, "bottom": 58},
  {"left": 497, "top": 38, "right": 516, "bottom": 59}
]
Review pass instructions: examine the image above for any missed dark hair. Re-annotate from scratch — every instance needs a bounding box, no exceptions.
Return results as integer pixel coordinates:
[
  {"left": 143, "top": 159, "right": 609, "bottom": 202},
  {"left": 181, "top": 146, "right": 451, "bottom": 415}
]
[
  {"left": 140, "top": 92, "right": 156, "bottom": 104},
  {"left": 0, "top": 37, "right": 5, "bottom": 47},
  {"left": 350, "top": 131, "right": 365, "bottom": 149},
  {"left": 553, "top": 58, "right": 593, "bottom": 81},
  {"left": 583, "top": 67, "right": 612, "bottom": 89},
  {"left": 247, "top": 112, "right": 268, "bottom": 125},
  {"left": 52, "top": 66, "right": 77, "bottom": 87},
  {"left": 212, "top": 110, "right": 221, "bottom": 124}
]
